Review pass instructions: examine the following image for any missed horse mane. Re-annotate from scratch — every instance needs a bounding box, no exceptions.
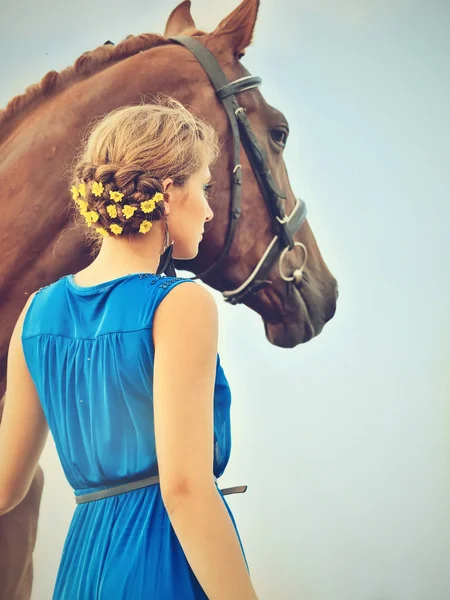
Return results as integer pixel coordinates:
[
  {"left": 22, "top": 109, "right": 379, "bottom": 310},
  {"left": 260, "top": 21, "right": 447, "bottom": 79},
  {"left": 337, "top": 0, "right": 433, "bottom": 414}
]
[{"left": 0, "top": 28, "right": 204, "bottom": 132}]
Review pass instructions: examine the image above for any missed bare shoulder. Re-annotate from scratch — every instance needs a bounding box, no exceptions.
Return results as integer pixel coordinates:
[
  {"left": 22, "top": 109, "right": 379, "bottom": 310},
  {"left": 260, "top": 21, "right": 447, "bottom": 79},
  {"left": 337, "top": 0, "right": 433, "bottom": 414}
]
[
  {"left": 153, "top": 281, "right": 218, "bottom": 349},
  {"left": 154, "top": 280, "right": 217, "bottom": 314}
]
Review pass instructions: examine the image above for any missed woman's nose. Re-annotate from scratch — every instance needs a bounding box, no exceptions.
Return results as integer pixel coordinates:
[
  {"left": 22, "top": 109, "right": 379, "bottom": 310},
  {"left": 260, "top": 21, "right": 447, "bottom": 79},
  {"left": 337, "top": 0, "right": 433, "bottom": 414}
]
[{"left": 205, "top": 205, "right": 214, "bottom": 222}]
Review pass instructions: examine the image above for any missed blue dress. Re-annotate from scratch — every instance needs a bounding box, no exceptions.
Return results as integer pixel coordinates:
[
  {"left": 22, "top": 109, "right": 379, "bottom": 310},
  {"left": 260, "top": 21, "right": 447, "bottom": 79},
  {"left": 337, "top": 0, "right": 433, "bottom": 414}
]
[{"left": 21, "top": 273, "right": 248, "bottom": 599}]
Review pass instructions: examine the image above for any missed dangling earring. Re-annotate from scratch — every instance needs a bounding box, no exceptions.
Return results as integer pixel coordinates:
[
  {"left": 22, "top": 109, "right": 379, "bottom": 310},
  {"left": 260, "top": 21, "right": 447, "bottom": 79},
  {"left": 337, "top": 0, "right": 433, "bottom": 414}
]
[{"left": 156, "top": 214, "right": 176, "bottom": 277}]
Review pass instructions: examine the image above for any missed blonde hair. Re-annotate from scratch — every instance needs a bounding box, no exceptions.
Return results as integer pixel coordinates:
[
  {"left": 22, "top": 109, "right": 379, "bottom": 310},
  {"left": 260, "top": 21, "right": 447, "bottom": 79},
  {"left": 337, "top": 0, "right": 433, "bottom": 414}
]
[{"left": 69, "top": 94, "right": 220, "bottom": 243}]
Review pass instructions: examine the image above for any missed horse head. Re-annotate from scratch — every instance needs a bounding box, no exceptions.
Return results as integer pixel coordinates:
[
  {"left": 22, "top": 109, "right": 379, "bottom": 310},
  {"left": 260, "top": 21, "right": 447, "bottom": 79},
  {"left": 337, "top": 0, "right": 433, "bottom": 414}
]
[{"left": 165, "top": 0, "right": 338, "bottom": 346}]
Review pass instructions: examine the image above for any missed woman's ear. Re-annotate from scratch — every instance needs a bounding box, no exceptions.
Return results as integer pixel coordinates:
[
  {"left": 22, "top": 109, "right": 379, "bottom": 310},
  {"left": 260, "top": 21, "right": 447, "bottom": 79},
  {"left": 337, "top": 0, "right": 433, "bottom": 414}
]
[
  {"left": 162, "top": 178, "right": 174, "bottom": 216},
  {"left": 162, "top": 177, "right": 174, "bottom": 193}
]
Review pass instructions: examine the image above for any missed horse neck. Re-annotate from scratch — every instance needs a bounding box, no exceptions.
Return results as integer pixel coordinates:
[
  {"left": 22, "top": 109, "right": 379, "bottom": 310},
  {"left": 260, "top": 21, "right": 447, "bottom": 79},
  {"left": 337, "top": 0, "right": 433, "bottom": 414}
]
[{"left": 0, "top": 43, "right": 177, "bottom": 146}]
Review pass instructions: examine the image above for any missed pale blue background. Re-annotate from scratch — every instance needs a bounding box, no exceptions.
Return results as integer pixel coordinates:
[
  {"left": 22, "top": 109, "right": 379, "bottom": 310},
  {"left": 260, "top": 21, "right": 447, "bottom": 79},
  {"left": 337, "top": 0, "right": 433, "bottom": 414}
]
[{"left": 1, "top": 1, "right": 449, "bottom": 599}]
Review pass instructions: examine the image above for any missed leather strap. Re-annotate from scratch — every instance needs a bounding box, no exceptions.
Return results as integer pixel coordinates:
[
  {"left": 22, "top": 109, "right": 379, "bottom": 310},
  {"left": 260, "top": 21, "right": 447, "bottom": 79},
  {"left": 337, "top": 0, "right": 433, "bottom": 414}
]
[
  {"left": 75, "top": 474, "right": 247, "bottom": 504},
  {"left": 168, "top": 35, "right": 246, "bottom": 280}
]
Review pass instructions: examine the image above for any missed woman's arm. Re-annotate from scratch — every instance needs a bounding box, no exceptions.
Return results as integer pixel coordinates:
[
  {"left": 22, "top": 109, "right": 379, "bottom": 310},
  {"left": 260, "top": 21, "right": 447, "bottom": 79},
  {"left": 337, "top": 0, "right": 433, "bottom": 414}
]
[
  {"left": 0, "top": 294, "right": 49, "bottom": 515},
  {"left": 153, "top": 282, "right": 258, "bottom": 600}
]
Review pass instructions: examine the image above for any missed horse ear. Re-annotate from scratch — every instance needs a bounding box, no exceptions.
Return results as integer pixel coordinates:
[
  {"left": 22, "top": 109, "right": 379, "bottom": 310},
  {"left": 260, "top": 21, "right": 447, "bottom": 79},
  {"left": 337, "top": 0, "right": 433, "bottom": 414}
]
[
  {"left": 164, "top": 1, "right": 197, "bottom": 37},
  {"left": 211, "top": 0, "right": 260, "bottom": 56}
]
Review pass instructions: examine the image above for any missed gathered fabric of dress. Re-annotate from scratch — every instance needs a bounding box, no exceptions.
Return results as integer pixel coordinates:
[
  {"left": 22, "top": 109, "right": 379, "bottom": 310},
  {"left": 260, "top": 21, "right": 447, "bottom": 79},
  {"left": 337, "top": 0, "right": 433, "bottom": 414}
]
[{"left": 21, "top": 272, "right": 248, "bottom": 599}]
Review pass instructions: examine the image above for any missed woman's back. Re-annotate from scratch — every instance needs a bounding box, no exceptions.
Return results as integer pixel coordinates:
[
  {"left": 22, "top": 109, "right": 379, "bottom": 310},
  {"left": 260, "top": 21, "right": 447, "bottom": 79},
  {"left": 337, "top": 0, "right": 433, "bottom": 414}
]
[
  {"left": 21, "top": 272, "right": 244, "bottom": 599},
  {"left": 22, "top": 272, "right": 232, "bottom": 489}
]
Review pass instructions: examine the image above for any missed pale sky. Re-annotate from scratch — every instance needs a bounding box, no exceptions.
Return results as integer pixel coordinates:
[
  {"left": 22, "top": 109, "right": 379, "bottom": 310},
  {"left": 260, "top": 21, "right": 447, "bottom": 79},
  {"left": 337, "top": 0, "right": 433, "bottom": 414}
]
[{"left": 2, "top": 1, "right": 449, "bottom": 599}]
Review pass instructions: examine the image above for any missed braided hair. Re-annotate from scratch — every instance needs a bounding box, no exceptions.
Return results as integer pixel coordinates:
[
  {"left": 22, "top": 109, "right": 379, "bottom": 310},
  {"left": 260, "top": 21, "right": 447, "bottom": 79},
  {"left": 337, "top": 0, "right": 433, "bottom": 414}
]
[{"left": 71, "top": 163, "right": 166, "bottom": 236}]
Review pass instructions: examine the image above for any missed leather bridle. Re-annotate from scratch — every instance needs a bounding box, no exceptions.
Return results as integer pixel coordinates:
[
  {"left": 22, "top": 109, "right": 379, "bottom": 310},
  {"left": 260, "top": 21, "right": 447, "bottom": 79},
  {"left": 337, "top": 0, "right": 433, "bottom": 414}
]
[{"left": 168, "top": 36, "right": 309, "bottom": 305}]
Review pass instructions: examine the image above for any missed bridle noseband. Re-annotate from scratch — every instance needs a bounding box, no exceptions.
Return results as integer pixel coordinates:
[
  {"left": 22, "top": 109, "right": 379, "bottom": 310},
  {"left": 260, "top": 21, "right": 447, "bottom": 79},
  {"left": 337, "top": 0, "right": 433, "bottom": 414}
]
[{"left": 168, "top": 36, "right": 308, "bottom": 305}]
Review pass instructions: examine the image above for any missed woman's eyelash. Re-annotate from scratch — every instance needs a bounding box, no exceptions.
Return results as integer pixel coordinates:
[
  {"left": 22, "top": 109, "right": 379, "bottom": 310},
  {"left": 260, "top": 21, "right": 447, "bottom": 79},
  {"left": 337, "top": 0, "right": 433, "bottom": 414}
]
[{"left": 204, "top": 183, "right": 213, "bottom": 190}]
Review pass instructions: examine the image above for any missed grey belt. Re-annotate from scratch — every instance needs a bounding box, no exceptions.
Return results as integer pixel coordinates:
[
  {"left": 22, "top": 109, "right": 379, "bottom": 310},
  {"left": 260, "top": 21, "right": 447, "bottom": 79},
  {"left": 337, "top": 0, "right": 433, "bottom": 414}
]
[{"left": 75, "top": 474, "right": 248, "bottom": 504}]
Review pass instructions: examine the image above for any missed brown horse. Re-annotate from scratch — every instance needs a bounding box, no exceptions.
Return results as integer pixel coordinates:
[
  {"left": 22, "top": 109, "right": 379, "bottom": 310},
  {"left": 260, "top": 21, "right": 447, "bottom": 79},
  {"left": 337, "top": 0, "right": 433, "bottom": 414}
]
[{"left": 0, "top": 0, "right": 338, "bottom": 596}]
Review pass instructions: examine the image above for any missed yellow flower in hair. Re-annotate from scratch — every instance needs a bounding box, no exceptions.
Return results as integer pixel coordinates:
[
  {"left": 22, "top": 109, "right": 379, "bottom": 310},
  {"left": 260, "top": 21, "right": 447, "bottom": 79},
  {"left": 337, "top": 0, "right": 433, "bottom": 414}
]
[
  {"left": 140, "top": 199, "right": 156, "bottom": 213},
  {"left": 109, "top": 190, "right": 124, "bottom": 203},
  {"left": 85, "top": 210, "right": 99, "bottom": 223},
  {"left": 78, "top": 183, "right": 86, "bottom": 198},
  {"left": 76, "top": 199, "right": 88, "bottom": 213},
  {"left": 70, "top": 185, "right": 79, "bottom": 201},
  {"left": 153, "top": 192, "right": 164, "bottom": 203},
  {"left": 96, "top": 227, "right": 109, "bottom": 237},
  {"left": 110, "top": 224, "right": 123, "bottom": 235},
  {"left": 91, "top": 181, "right": 104, "bottom": 197},
  {"left": 139, "top": 219, "right": 152, "bottom": 234},
  {"left": 106, "top": 204, "right": 118, "bottom": 219},
  {"left": 122, "top": 205, "right": 137, "bottom": 219}
]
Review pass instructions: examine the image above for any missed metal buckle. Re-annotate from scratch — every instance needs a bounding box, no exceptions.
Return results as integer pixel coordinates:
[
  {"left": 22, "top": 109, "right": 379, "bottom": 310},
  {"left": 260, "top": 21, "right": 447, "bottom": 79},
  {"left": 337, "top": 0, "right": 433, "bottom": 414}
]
[{"left": 278, "top": 242, "right": 308, "bottom": 283}]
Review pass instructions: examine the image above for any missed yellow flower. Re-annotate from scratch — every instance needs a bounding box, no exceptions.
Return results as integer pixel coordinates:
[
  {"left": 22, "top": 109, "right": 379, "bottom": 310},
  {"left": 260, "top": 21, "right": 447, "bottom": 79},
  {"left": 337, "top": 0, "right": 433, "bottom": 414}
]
[
  {"left": 91, "top": 181, "right": 104, "bottom": 197},
  {"left": 139, "top": 219, "right": 152, "bottom": 234},
  {"left": 122, "top": 205, "right": 137, "bottom": 219},
  {"left": 78, "top": 183, "right": 86, "bottom": 198},
  {"left": 106, "top": 204, "right": 118, "bottom": 218},
  {"left": 110, "top": 224, "right": 123, "bottom": 235},
  {"left": 153, "top": 192, "right": 164, "bottom": 203},
  {"left": 109, "top": 190, "right": 124, "bottom": 203},
  {"left": 96, "top": 227, "right": 109, "bottom": 237},
  {"left": 76, "top": 199, "right": 88, "bottom": 213},
  {"left": 140, "top": 199, "right": 156, "bottom": 213},
  {"left": 70, "top": 185, "right": 79, "bottom": 201},
  {"left": 85, "top": 211, "right": 99, "bottom": 223}
]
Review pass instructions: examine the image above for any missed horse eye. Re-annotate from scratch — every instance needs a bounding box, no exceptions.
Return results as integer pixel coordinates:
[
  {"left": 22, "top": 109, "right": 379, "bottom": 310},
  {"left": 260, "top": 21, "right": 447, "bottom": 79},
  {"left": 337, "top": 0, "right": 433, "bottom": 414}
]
[{"left": 271, "top": 129, "right": 288, "bottom": 148}]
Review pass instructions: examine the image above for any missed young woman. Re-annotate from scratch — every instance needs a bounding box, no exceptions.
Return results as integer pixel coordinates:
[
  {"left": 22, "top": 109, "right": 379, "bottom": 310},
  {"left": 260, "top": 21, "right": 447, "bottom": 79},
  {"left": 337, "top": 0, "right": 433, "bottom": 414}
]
[{"left": 0, "top": 97, "right": 259, "bottom": 599}]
